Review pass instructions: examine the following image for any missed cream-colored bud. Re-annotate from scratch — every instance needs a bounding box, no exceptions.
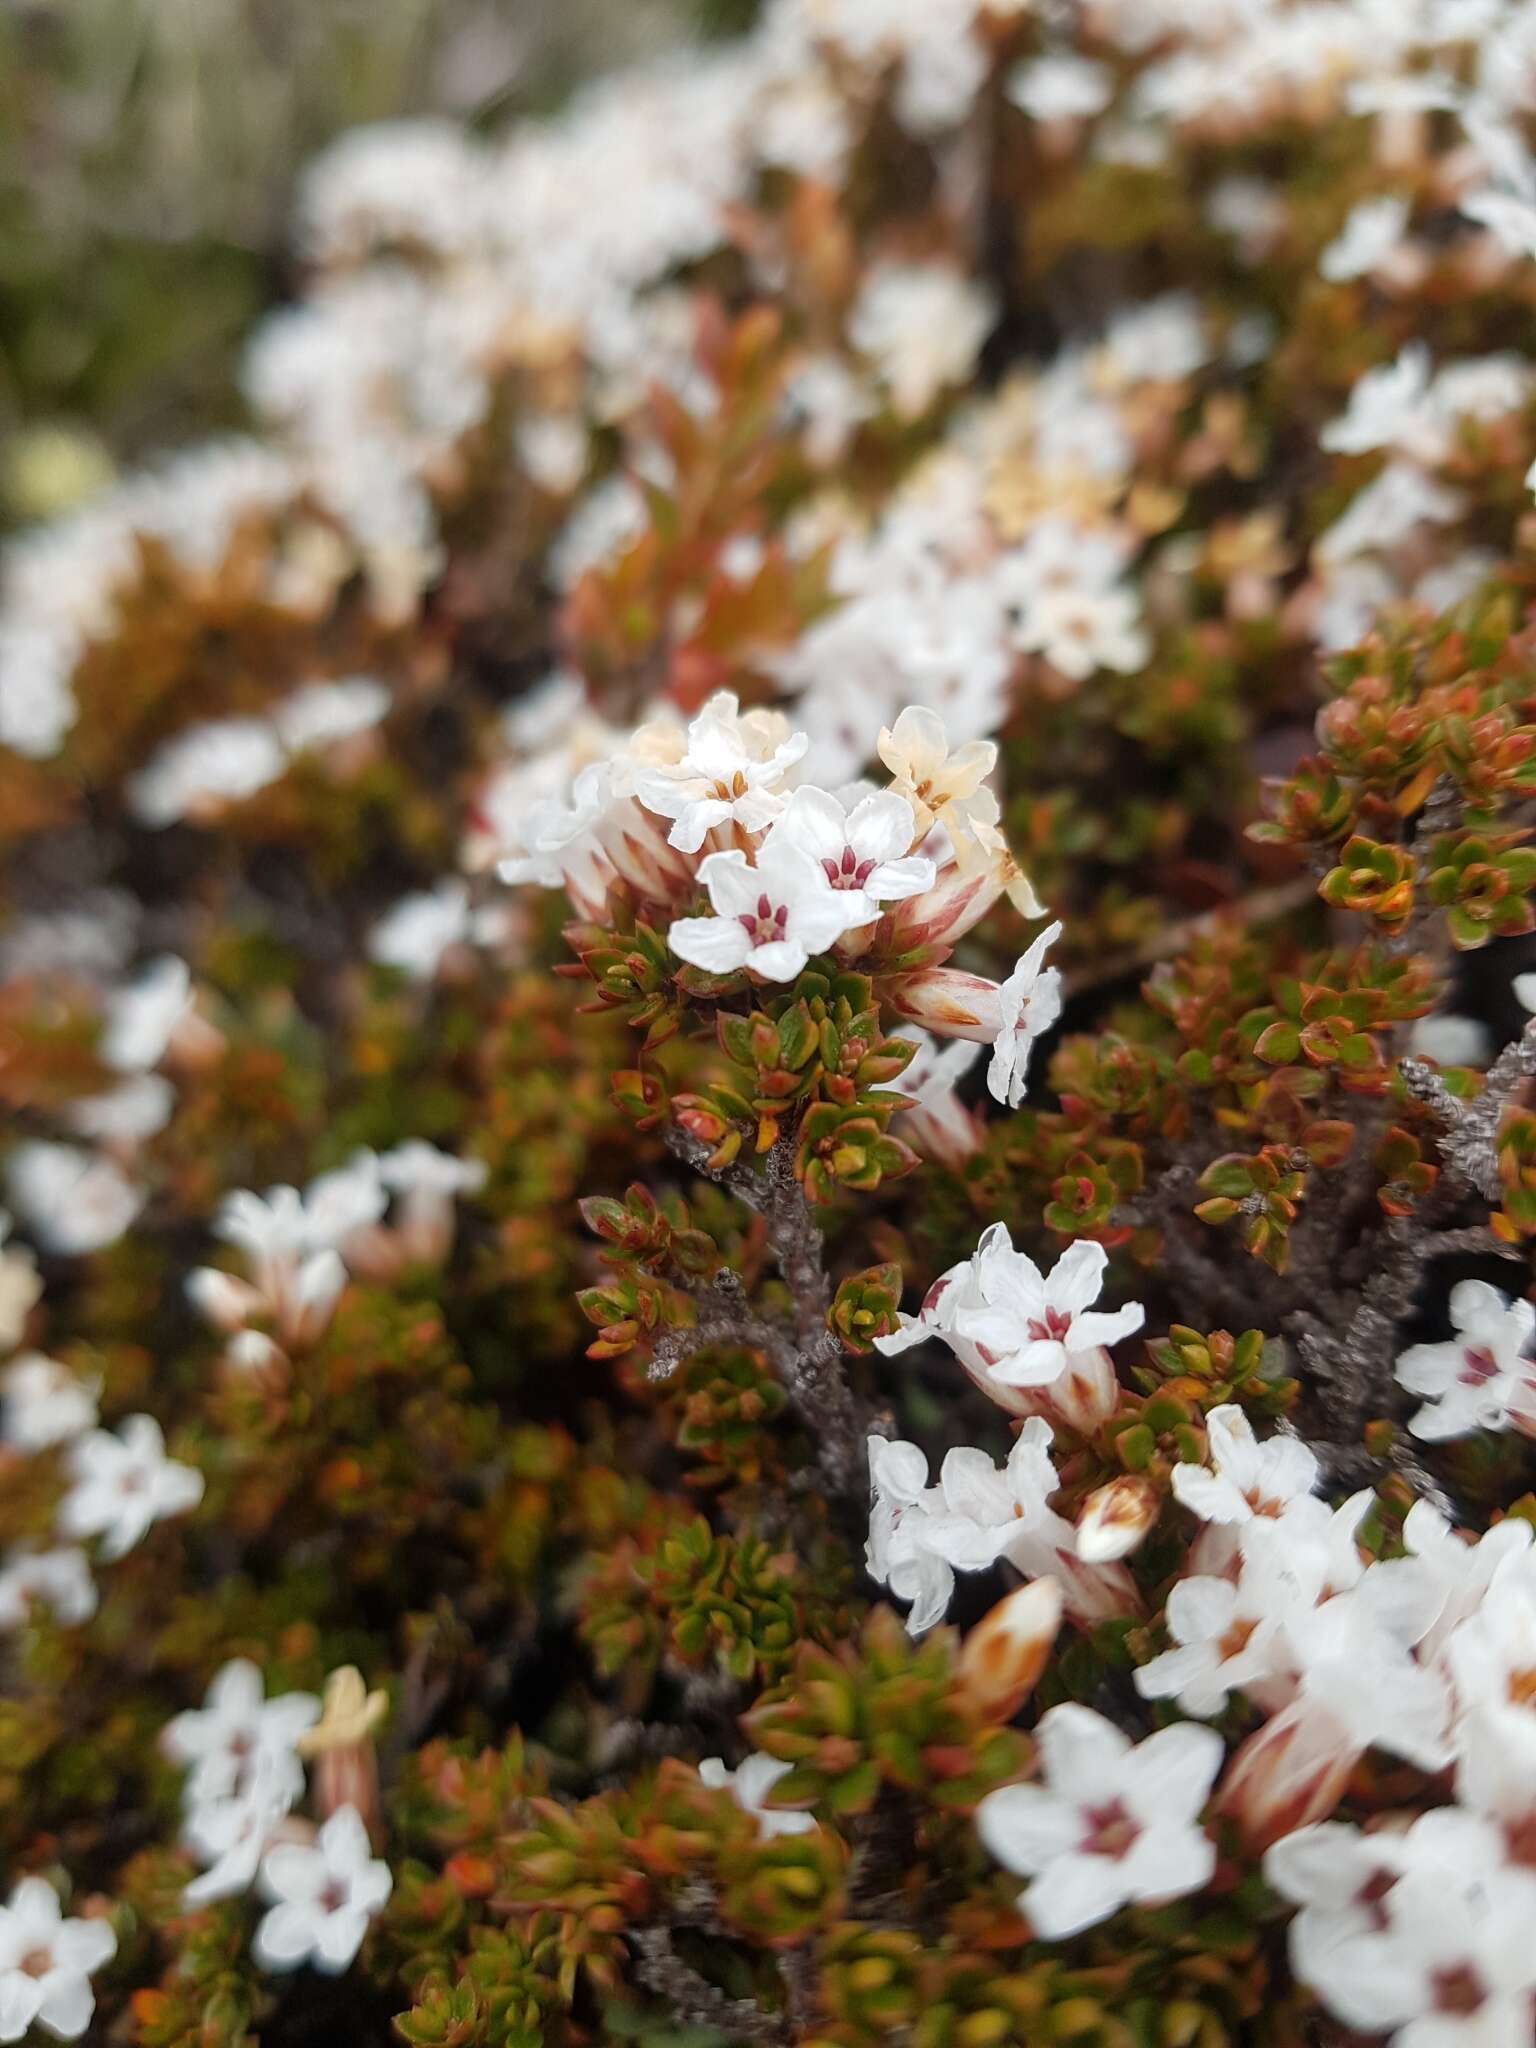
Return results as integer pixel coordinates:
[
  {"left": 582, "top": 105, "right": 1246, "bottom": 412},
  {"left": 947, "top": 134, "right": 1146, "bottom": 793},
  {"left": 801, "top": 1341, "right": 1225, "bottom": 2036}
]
[
  {"left": 1076, "top": 1475, "right": 1160, "bottom": 1563},
  {"left": 957, "top": 1577, "right": 1064, "bottom": 1723}
]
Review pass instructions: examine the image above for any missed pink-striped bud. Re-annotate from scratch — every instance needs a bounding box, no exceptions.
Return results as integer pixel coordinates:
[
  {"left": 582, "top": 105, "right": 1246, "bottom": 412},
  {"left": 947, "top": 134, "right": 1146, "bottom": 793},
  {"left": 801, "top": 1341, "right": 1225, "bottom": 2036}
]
[
  {"left": 1215, "top": 1698, "right": 1357, "bottom": 1855},
  {"left": 957, "top": 1578, "right": 1064, "bottom": 1723},
  {"left": 1043, "top": 1346, "right": 1121, "bottom": 1434},
  {"left": 1076, "top": 1475, "right": 1161, "bottom": 1563},
  {"left": 880, "top": 861, "right": 1007, "bottom": 958},
  {"left": 884, "top": 967, "right": 1003, "bottom": 1043}
]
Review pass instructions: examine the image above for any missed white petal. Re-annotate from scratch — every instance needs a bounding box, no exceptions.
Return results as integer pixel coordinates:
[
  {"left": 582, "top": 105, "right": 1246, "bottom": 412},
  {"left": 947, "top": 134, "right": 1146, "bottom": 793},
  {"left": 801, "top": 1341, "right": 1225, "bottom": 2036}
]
[
  {"left": 975, "top": 1784, "right": 1080, "bottom": 1876},
  {"left": 668, "top": 916, "right": 752, "bottom": 974},
  {"left": 1025, "top": 1852, "right": 1129, "bottom": 1939},
  {"left": 1037, "top": 1703, "right": 1131, "bottom": 1797}
]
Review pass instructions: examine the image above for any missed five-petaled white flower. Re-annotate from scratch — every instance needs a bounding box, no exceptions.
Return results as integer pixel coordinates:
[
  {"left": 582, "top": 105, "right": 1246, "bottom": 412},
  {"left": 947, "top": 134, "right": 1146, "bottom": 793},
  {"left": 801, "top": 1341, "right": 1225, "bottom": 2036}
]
[
  {"left": 1395, "top": 1281, "right": 1536, "bottom": 1442},
  {"left": 1, "top": 1353, "right": 98, "bottom": 1452},
  {"left": 0, "top": 1877, "right": 116, "bottom": 2044},
  {"left": 57, "top": 1414, "right": 204, "bottom": 1560},
  {"left": 699, "top": 1754, "right": 816, "bottom": 1838},
  {"left": 634, "top": 692, "right": 807, "bottom": 854},
  {"left": 253, "top": 1805, "right": 393, "bottom": 1975},
  {"left": 164, "top": 1658, "right": 320, "bottom": 1810},
  {"left": 1170, "top": 1404, "right": 1320, "bottom": 1525},
  {"left": 976, "top": 1704, "right": 1223, "bottom": 1939},
  {"left": 764, "top": 786, "right": 934, "bottom": 925},
  {"left": 986, "top": 922, "right": 1064, "bottom": 1109},
  {"left": 668, "top": 844, "right": 856, "bottom": 982}
]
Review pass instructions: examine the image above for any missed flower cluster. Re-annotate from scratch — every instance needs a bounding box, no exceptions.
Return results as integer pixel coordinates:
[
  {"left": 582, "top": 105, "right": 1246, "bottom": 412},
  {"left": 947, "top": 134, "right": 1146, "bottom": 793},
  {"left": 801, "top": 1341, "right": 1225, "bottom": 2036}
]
[{"left": 3, "top": 0, "right": 1536, "bottom": 2042}]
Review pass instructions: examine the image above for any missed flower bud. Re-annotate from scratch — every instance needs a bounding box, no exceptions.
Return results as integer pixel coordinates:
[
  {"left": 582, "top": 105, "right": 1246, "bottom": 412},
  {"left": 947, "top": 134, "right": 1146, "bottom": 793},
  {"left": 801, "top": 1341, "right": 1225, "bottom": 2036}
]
[
  {"left": 957, "top": 1577, "right": 1064, "bottom": 1723},
  {"left": 884, "top": 967, "right": 1003, "bottom": 1042},
  {"left": 1044, "top": 1345, "right": 1121, "bottom": 1433},
  {"left": 296, "top": 1666, "right": 389, "bottom": 1840},
  {"left": 1215, "top": 1698, "right": 1358, "bottom": 1855},
  {"left": 1076, "top": 1475, "right": 1160, "bottom": 1562}
]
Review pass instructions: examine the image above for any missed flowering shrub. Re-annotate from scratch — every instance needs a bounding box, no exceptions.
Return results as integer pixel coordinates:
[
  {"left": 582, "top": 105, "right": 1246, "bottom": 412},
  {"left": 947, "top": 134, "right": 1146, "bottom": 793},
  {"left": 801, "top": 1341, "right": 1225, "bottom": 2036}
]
[{"left": 6, "top": 3, "right": 1536, "bottom": 2044}]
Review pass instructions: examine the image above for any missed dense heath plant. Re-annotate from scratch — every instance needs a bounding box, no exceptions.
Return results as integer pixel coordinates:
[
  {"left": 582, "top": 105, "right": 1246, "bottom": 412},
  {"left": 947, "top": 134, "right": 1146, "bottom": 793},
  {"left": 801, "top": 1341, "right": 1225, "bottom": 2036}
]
[{"left": 8, "top": 1, "right": 1536, "bottom": 2043}]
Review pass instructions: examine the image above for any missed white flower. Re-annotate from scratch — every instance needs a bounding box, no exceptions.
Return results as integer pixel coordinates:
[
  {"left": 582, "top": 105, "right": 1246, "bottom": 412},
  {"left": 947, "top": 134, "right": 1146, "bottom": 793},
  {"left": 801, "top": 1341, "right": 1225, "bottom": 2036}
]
[
  {"left": 100, "top": 955, "right": 193, "bottom": 1072},
  {"left": 376, "top": 1141, "right": 487, "bottom": 1264},
  {"left": 850, "top": 266, "right": 996, "bottom": 420},
  {"left": 763, "top": 786, "right": 933, "bottom": 924},
  {"left": 58, "top": 1414, "right": 203, "bottom": 1560},
  {"left": 1320, "top": 195, "right": 1412, "bottom": 281},
  {"left": 634, "top": 691, "right": 807, "bottom": 854},
  {"left": 986, "top": 924, "right": 1064, "bottom": 1110},
  {"left": 164, "top": 1658, "right": 320, "bottom": 1811},
  {"left": 0, "top": 1877, "right": 116, "bottom": 2043},
  {"left": 1317, "top": 462, "right": 1465, "bottom": 564},
  {"left": 874, "top": 1027, "right": 983, "bottom": 1168},
  {"left": 1267, "top": 1809, "right": 1536, "bottom": 2047},
  {"left": 0, "top": 1547, "right": 96, "bottom": 1630},
  {"left": 182, "top": 1758, "right": 296, "bottom": 1906},
  {"left": 1, "top": 1353, "right": 97, "bottom": 1453},
  {"left": 1133, "top": 1521, "right": 1319, "bottom": 1717},
  {"left": 1319, "top": 345, "right": 1444, "bottom": 461},
  {"left": 876, "top": 706, "right": 1001, "bottom": 860},
  {"left": 0, "top": 1213, "right": 42, "bottom": 1354},
  {"left": 5, "top": 1143, "right": 144, "bottom": 1256},
  {"left": 995, "top": 519, "right": 1134, "bottom": 613},
  {"left": 1014, "top": 586, "right": 1149, "bottom": 681},
  {"left": 976, "top": 1705, "right": 1222, "bottom": 1939},
  {"left": 958, "top": 1231, "right": 1144, "bottom": 1389},
  {"left": 698, "top": 1754, "right": 815, "bottom": 1838},
  {"left": 66, "top": 1075, "right": 176, "bottom": 1146},
  {"left": 865, "top": 1436, "right": 953, "bottom": 1634},
  {"left": 272, "top": 676, "right": 390, "bottom": 753},
  {"left": 368, "top": 880, "right": 472, "bottom": 981},
  {"left": 668, "top": 843, "right": 856, "bottom": 982},
  {"left": 253, "top": 1805, "right": 392, "bottom": 1974},
  {"left": 1395, "top": 1281, "right": 1536, "bottom": 1441},
  {"left": 1170, "top": 1405, "right": 1320, "bottom": 1525},
  {"left": 874, "top": 1237, "right": 1039, "bottom": 1419},
  {"left": 127, "top": 716, "right": 286, "bottom": 827},
  {"left": 1008, "top": 54, "right": 1113, "bottom": 122}
]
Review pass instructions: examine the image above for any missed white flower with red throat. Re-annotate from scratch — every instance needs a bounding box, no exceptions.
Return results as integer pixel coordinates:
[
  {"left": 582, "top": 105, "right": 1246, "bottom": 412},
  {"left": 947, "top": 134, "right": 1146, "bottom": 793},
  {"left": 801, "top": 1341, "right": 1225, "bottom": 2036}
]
[
  {"left": 1394, "top": 1281, "right": 1536, "bottom": 1441},
  {"left": 764, "top": 786, "right": 934, "bottom": 926},
  {"left": 0, "top": 1876, "right": 116, "bottom": 2043},
  {"left": 976, "top": 1704, "right": 1222, "bottom": 1939},
  {"left": 164, "top": 1658, "right": 320, "bottom": 1811},
  {"left": 959, "top": 1230, "right": 1144, "bottom": 1391},
  {"left": 58, "top": 1414, "right": 204, "bottom": 1560},
  {"left": 634, "top": 691, "right": 807, "bottom": 853},
  {"left": 667, "top": 843, "right": 856, "bottom": 983},
  {"left": 1170, "top": 1404, "right": 1320, "bottom": 1526},
  {"left": 253, "top": 1805, "right": 392, "bottom": 1975},
  {"left": 987, "top": 923, "right": 1063, "bottom": 1109},
  {"left": 1265, "top": 1808, "right": 1536, "bottom": 2048}
]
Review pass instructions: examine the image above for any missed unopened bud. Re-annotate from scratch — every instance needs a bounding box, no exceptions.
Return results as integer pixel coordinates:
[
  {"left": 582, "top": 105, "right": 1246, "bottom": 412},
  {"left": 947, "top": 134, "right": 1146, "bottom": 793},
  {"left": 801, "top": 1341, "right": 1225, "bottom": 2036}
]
[
  {"left": 1076, "top": 1475, "right": 1160, "bottom": 1562},
  {"left": 1215, "top": 1698, "right": 1358, "bottom": 1855},
  {"left": 1044, "top": 1345, "right": 1121, "bottom": 1433},
  {"left": 957, "top": 1578, "right": 1064, "bottom": 1723}
]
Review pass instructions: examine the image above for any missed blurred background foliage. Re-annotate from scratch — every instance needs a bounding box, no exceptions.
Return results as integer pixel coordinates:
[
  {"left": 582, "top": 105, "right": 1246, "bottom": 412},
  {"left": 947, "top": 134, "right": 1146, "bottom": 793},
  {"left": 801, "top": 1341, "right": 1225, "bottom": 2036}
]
[{"left": 0, "top": 0, "right": 758, "bottom": 529}]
